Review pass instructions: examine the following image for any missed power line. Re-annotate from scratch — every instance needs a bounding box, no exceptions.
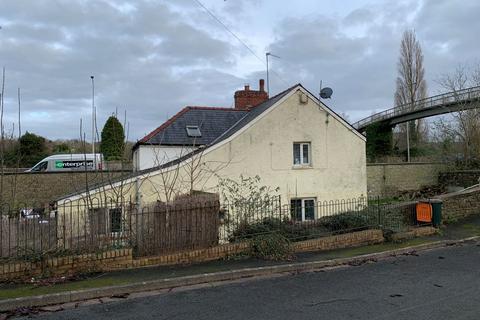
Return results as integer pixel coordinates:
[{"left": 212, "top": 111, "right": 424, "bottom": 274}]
[
  {"left": 193, "top": 0, "right": 263, "bottom": 63},
  {"left": 192, "top": 0, "right": 288, "bottom": 87}
]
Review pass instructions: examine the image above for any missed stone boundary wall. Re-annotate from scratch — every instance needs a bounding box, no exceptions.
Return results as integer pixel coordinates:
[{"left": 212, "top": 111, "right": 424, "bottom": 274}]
[
  {"left": 0, "top": 229, "right": 384, "bottom": 280},
  {"left": 0, "top": 171, "right": 130, "bottom": 206},
  {"left": 132, "top": 229, "right": 385, "bottom": 267},
  {"left": 0, "top": 248, "right": 132, "bottom": 280},
  {"left": 439, "top": 189, "right": 480, "bottom": 222},
  {"left": 292, "top": 229, "right": 384, "bottom": 253},
  {"left": 367, "top": 162, "right": 447, "bottom": 197}
]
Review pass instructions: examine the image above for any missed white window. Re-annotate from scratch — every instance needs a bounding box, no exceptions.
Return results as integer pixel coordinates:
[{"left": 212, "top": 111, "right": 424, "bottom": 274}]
[
  {"left": 89, "top": 207, "right": 123, "bottom": 237},
  {"left": 290, "top": 198, "right": 316, "bottom": 221},
  {"left": 293, "top": 142, "right": 311, "bottom": 165},
  {"left": 186, "top": 125, "right": 202, "bottom": 137}
]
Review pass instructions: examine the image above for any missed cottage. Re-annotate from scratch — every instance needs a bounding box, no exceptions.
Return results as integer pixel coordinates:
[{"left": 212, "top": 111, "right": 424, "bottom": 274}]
[{"left": 60, "top": 81, "right": 366, "bottom": 219}]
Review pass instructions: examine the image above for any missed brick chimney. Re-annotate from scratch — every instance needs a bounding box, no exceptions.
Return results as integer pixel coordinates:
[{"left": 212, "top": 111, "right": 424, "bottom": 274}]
[{"left": 234, "top": 79, "right": 269, "bottom": 110}]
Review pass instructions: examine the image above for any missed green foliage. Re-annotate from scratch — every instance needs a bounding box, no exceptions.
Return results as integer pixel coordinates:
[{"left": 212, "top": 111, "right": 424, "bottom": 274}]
[
  {"left": 231, "top": 218, "right": 282, "bottom": 240},
  {"left": 366, "top": 122, "right": 393, "bottom": 161},
  {"left": 18, "top": 132, "right": 48, "bottom": 167},
  {"left": 52, "top": 143, "right": 71, "bottom": 154},
  {"left": 231, "top": 211, "right": 375, "bottom": 243},
  {"left": 398, "top": 146, "right": 427, "bottom": 158},
  {"left": 320, "top": 212, "right": 370, "bottom": 231},
  {"left": 100, "top": 116, "right": 125, "bottom": 161},
  {"left": 231, "top": 217, "right": 329, "bottom": 242},
  {"left": 3, "top": 145, "right": 20, "bottom": 167},
  {"left": 249, "top": 233, "right": 293, "bottom": 260},
  {"left": 443, "top": 214, "right": 458, "bottom": 225}
]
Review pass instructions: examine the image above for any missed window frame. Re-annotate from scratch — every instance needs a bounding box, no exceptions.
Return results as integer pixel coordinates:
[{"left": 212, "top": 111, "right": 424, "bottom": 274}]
[
  {"left": 293, "top": 142, "right": 311, "bottom": 166},
  {"left": 290, "top": 198, "right": 316, "bottom": 221},
  {"left": 186, "top": 125, "right": 202, "bottom": 138}
]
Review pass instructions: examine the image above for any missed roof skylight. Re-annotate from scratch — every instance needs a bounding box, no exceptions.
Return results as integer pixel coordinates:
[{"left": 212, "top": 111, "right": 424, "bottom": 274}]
[{"left": 186, "top": 125, "right": 202, "bottom": 137}]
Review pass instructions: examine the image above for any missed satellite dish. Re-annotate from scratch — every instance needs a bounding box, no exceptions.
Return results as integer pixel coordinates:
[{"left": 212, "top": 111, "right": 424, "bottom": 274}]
[{"left": 320, "top": 87, "right": 333, "bottom": 99}]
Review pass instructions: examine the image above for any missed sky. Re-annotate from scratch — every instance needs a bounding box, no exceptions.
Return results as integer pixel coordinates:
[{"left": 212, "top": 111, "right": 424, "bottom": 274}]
[{"left": 0, "top": 0, "right": 479, "bottom": 141}]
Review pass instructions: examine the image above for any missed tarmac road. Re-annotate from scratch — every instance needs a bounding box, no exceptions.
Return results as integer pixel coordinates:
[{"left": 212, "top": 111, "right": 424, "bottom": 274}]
[{"left": 20, "top": 240, "right": 480, "bottom": 320}]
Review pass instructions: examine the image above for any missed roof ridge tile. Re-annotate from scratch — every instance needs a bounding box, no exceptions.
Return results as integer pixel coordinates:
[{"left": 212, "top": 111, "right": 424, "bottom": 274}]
[{"left": 186, "top": 106, "right": 244, "bottom": 111}]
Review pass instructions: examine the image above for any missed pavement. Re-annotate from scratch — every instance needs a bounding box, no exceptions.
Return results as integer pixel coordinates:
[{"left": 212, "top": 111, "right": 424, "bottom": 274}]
[
  {"left": 1, "top": 214, "right": 480, "bottom": 318},
  {"left": 15, "top": 238, "right": 480, "bottom": 319},
  {"left": 0, "top": 235, "right": 433, "bottom": 301}
]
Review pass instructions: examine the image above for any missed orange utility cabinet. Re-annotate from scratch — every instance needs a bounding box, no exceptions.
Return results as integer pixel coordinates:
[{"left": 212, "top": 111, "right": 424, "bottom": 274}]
[{"left": 416, "top": 202, "right": 433, "bottom": 223}]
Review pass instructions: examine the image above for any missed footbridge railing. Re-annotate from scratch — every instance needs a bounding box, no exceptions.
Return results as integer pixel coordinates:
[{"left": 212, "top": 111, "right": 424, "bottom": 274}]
[{"left": 352, "top": 85, "right": 480, "bottom": 131}]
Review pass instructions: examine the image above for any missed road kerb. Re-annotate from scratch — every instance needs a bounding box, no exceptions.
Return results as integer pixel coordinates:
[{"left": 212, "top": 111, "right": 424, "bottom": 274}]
[{"left": 1, "top": 236, "right": 478, "bottom": 313}]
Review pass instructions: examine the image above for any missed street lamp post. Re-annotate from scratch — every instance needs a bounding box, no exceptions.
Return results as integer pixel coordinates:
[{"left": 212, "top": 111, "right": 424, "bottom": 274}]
[{"left": 91, "top": 76, "right": 96, "bottom": 160}]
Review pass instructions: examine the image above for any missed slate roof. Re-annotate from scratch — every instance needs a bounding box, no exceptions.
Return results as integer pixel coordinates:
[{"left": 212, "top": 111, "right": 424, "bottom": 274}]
[{"left": 134, "top": 107, "right": 248, "bottom": 149}]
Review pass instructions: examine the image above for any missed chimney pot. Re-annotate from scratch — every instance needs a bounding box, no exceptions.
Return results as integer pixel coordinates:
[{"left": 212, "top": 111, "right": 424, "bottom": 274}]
[{"left": 234, "top": 79, "right": 269, "bottom": 110}]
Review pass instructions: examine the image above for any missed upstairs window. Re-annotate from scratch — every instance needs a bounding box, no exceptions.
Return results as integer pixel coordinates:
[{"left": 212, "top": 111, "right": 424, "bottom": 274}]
[
  {"left": 293, "top": 142, "right": 311, "bottom": 165},
  {"left": 186, "top": 125, "right": 202, "bottom": 137}
]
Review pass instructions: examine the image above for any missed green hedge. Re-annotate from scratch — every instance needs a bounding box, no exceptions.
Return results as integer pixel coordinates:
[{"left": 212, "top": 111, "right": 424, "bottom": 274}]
[{"left": 231, "top": 210, "right": 378, "bottom": 242}]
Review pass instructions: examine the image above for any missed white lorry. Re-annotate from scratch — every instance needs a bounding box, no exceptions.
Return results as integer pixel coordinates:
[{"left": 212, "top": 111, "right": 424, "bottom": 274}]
[{"left": 26, "top": 154, "right": 104, "bottom": 172}]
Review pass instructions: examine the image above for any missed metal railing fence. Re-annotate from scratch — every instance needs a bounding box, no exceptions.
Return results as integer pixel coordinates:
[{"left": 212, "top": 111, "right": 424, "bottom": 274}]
[{"left": 0, "top": 196, "right": 425, "bottom": 262}]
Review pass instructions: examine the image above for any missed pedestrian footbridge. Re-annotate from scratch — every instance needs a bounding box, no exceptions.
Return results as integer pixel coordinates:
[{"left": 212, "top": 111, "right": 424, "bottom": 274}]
[{"left": 352, "top": 86, "right": 480, "bottom": 132}]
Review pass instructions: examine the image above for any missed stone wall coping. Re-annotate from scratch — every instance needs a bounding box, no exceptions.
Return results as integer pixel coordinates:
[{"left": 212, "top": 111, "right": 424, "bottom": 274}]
[
  {"left": 3, "top": 170, "right": 131, "bottom": 176},
  {"left": 437, "top": 186, "right": 480, "bottom": 199}
]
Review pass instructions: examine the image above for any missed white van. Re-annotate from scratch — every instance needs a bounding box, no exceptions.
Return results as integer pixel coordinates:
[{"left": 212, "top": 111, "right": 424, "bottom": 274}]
[{"left": 26, "top": 154, "right": 104, "bottom": 172}]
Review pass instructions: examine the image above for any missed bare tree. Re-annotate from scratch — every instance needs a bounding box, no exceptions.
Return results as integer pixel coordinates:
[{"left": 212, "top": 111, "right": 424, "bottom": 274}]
[
  {"left": 433, "top": 63, "right": 480, "bottom": 167},
  {"left": 0, "top": 67, "right": 5, "bottom": 205},
  {"left": 144, "top": 136, "right": 231, "bottom": 203},
  {"left": 394, "top": 30, "right": 428, "bottom": 160}
]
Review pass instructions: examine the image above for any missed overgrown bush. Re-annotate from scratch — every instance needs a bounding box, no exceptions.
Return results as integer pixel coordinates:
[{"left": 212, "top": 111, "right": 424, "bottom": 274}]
[
  {"left": 230, "top": 217, "right": 330, "bottom": 242},
  {"left": 230, "top": 212, "right": 375, "bottom": 243},
  {"left": 230, "top": 217, "right": 283, "bottom": 240},
  {"left": 320, "top": 212, "right": 370, "bottom": 232},
  {"left": 249, "top": 232, "right": 293, "bottom": 260}
]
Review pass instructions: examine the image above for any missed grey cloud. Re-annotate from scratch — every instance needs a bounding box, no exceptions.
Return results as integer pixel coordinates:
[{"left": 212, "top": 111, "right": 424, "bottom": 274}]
[
  {"left": 1, "top": 0, "right": 478, "bottom": 141},
  {"left": 343, "top": 7, "right": 374, "bottom": 26},
  {"left": 266, "top": 0, "right": 479, "bottom": 122},
  {"left": 0, "top": 0, "right": 237, "bottom": 140},
  {"left": 268, "top": 14, "right": 397, "bottom": 117},
  {"left": 271, "top": 16, "right": 368, "bottom": 63},
  {"left": 416, "top": 0, "right": 480, "bottom": 62}
]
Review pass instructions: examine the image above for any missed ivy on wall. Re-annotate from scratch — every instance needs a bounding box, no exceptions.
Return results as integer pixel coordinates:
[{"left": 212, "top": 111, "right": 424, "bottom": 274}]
[{"left": 366, "top": 122, "right": 393, "bottom": 161}]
